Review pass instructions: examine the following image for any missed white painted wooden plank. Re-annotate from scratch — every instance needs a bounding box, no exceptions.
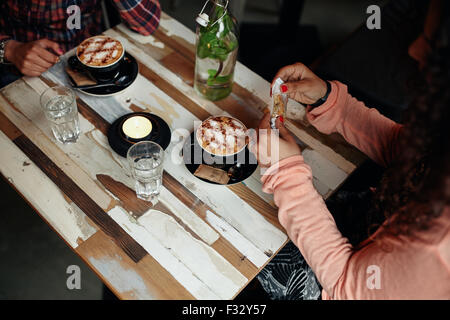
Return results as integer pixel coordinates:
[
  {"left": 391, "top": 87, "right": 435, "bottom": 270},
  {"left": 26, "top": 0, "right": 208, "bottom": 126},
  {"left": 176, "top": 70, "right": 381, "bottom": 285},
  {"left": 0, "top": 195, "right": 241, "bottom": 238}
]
[
  {"left": 138, "top": 209, "right": 248, "bottom": 299},
  {"left": 108, "top": 206, "right": 220, "bottom": 299},
  {"left": 205, "top": 210, "right": 271, "bottom": 268},
  {"left": 0, "top": 130, "right": 96, "bottom": 248},
  {"left": 159, "top": 187, "right": 220, "bottom": 245},
  {"left": 0, "top": 91, "right": 114, "bottom": 211},
  {"left": 88, "top": 256, "right": 155, "bottom": 299},
  {"left": 3, "top": 80, "right": 135, "bottom": 191},
  {"left": 116, "top": 24, "right": 165, "bottom": 49},
  {"left": 302, "top": 148, "right": 348, "bottom": 191}
]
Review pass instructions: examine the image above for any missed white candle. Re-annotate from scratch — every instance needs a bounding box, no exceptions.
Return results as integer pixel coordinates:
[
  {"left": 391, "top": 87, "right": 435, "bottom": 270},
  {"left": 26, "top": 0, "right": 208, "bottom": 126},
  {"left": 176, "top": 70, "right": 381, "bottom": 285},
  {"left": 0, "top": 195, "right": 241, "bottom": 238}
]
[{"left": 122, "top": 116, "right": 152, "bottom": 139}]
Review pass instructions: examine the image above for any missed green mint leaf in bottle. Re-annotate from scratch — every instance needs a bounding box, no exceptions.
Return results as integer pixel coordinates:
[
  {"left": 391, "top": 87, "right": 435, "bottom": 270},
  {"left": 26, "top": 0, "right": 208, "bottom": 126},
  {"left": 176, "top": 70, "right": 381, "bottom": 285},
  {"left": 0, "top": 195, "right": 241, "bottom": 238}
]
[{"left": 194, "top": 0, "right": 239, "bottom": 101}]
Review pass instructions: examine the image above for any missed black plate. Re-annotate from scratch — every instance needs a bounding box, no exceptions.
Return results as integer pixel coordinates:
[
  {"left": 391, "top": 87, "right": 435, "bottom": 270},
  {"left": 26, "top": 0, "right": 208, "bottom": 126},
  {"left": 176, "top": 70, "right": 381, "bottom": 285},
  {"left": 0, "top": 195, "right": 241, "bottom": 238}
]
[
  {"left": 182, "top": 132, "right": 258, "bottom": 185},
  {"left": 107, "top": 112, "right": 171, "bottom": 158},
  {"left": 67, "top": 52, "right": 138, "bottom": 96}
]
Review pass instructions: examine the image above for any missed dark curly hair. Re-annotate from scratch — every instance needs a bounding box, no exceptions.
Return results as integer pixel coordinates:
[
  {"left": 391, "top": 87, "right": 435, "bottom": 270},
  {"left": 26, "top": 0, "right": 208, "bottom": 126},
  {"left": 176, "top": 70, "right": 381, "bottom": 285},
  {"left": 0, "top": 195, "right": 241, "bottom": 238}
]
[{"left": 371, "top": 46, "right": 450, "bottom": 239}]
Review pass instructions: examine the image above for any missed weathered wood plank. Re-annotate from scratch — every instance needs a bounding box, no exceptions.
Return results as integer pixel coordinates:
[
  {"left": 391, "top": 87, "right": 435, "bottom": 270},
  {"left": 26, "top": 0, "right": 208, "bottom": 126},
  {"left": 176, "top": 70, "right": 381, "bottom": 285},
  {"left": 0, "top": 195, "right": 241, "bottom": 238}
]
[
  {"left": 0, "top": 111, "right": 22, "bottom": 140},
  {"left": 137, "top": 208, "right": 248, "bottom": 299},
  {"left": 76, "top": 230, "right": 196, "bottom": 300},
  {"left": 0, "top": 88, "right": 114, "bottom": 211},
  {"left": 0, "top": 130, "right": 97, "bottom": 248},
  {"left": 106, "top": 206, "right": 222, "bottom": 299},
  {"left": 97, "top": 174, "right": 219, "bottom": 246},
  {"left": 12, "top": 134, "right": 147, "bottom": 262}
]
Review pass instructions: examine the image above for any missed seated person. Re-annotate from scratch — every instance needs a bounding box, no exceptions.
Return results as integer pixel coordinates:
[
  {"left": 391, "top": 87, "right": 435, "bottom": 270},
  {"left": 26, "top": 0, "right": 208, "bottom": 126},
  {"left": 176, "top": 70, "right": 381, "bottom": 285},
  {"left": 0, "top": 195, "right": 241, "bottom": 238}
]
[
  {"left": 252, "top": 49, "right": 450, "bottom": 299},
  {"left": 0, "top": 0, "right": 160, "bottom": 86}
]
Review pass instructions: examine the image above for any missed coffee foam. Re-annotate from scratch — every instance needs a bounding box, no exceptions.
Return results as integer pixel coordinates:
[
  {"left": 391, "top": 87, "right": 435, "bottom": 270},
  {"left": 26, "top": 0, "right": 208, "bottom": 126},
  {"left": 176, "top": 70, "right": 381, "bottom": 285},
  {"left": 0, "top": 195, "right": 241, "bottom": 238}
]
[
  {"left": 197, "top": 116, "right": 248, "bottom": 156},
  {"left": 77, "top": 36, "right": 124, "bottom": 67}
]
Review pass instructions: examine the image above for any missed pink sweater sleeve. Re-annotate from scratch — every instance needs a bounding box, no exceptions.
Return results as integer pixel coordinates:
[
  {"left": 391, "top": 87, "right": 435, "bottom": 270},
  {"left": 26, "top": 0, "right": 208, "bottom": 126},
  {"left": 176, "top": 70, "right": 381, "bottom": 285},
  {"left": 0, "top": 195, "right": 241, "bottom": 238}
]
[
  {"left": 262, "top": 82, "right": 450, "bottom": 299},
  {"left": 306, "top": 81, "right": 402, "bottom": 167},
  {"left": 262, "top": 157, "right": 450, "bottom": 299}
]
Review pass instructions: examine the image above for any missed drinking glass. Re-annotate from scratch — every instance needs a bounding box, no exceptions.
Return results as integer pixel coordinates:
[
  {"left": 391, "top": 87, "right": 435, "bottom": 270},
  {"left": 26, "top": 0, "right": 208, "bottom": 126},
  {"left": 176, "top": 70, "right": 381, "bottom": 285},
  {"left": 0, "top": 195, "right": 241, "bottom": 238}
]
[
  {"left": 40, "top": 85, "right": 80, "bottom": 144},
  {"left": 127, "top": 141, "right": 165, "bottom": 203}
]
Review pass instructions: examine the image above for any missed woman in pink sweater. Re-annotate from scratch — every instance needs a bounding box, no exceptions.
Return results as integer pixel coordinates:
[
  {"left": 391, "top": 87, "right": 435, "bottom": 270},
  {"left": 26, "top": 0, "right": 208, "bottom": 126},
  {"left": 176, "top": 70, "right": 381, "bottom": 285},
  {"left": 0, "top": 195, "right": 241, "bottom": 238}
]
[{"left": 252, "top": 57, "right": 450, "bottom": 299}]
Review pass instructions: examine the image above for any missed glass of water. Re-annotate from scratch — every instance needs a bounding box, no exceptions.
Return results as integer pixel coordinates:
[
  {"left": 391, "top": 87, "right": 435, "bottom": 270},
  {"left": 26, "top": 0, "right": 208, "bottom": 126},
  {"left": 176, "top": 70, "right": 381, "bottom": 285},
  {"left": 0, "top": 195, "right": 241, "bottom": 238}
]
[
  {"left": 40, "top": 85, "right": 80, "bottom": 144},
  {"left": 127, "top": 141, "right": 165, "bottom": 204}
]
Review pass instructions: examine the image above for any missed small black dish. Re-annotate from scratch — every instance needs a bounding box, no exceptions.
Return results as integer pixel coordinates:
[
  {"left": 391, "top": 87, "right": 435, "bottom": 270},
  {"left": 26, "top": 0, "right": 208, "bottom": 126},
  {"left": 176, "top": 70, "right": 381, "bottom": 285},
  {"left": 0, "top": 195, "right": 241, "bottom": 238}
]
[
  {"left": 182, "top": 132, "right": 258, "bottom": 185},
  {"left": 107, "top": 112, "right": 171, "bottom": 158},
  {"left": 67, "top": 52, "right": 138, "bottom": 96}
]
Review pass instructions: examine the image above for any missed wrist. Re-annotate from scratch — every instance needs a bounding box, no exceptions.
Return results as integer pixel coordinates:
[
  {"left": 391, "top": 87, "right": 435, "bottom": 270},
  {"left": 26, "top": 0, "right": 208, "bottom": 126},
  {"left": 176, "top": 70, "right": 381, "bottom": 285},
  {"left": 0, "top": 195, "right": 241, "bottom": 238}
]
[
  {"left": 310, "top": 80, "right": 331, "bottom": 109},
  {"left": 4, "top": 40, "right": 19, "bottom": 63}
]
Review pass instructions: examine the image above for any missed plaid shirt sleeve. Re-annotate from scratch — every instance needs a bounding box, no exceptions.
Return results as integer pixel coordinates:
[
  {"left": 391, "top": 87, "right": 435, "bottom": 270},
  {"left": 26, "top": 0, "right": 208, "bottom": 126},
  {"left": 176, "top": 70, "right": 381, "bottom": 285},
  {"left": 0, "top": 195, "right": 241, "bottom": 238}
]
[{"left": 112, "top": 0, "right": 161, "bottom": 36}]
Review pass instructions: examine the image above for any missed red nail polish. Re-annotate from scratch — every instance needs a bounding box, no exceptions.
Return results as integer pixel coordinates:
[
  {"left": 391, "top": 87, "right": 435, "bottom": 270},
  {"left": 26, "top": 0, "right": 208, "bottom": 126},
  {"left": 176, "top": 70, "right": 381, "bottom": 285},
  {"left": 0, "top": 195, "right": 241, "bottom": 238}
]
[
  {"left": 281, "top": 85, "right": 288, "bottom": 93},
  {"left": 279, "top": 116, "right": 284, "bottom": 123}
]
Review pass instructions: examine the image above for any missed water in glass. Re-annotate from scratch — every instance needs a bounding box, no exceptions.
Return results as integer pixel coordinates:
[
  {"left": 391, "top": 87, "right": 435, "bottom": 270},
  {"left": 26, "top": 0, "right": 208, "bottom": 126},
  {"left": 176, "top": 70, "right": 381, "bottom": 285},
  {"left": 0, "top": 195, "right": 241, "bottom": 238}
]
[
  {"left": 127, "top": 141, "right": 164, "bottom": 204},
  {"left": 41, "top": 86, "right": 80, "bottom": 144}
]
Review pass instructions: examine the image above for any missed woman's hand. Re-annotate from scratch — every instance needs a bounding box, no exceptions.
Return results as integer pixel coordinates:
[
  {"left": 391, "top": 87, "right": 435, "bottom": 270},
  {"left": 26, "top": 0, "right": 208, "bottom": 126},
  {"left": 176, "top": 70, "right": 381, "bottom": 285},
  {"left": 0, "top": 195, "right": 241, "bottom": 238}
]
[
  {"left": 4, "top": 39, "right": 63, "bottom": 77},
  {"left": 249, "top": 113, "right": 301, "bottom": 168},
  {"left": 272, "top": 62, "right": 327, "bottom": 105}
]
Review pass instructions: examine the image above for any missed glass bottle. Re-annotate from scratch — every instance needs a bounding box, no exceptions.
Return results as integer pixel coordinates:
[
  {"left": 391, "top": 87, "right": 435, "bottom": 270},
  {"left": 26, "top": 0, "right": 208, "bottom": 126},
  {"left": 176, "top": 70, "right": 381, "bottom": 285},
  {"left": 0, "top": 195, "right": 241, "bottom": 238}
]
[{"left": 194, "top": 0, "right": 239, "bottom": 101}]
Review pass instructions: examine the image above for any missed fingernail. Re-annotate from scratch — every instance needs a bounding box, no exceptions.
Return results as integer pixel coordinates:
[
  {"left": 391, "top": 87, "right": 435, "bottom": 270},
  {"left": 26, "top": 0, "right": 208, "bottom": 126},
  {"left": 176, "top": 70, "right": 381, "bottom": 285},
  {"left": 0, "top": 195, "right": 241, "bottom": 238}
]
[
  {"left": 270, "top": 87, "right": 272, "bottom": 97},
  {"left": 279, "top": 116, "right": 284, "bottom": 123},
  {"left": 281, "top": 85, "right": 288, "bottom": 93}
]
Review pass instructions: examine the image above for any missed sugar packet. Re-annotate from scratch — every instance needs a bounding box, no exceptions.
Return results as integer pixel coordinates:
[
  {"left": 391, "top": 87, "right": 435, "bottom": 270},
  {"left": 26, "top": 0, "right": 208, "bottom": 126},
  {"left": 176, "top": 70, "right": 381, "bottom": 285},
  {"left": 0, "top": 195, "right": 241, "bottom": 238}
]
[{"left": 271, "top": 77, "right": 288, "bottom": 129}]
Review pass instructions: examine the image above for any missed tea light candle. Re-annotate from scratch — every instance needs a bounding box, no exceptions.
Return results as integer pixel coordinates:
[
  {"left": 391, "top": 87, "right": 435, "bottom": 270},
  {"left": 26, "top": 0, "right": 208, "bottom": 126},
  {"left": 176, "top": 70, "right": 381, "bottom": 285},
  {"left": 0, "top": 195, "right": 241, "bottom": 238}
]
[{"left": 122, "top": 116, "right": 152, "bottom": 139}]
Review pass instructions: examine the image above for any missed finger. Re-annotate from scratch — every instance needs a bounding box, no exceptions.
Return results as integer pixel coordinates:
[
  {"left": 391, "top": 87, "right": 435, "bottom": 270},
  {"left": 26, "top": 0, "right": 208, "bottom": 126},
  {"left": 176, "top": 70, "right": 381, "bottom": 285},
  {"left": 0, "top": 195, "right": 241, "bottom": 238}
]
[
  {"left": 282, "top": 80, "right": 310, "bottom": 95},
  {"left": 34, "top": 46, "right": 59, "bottom": 65},
  {"left": 272, "top": 62, "right": 309, "bottom": 87},
  {"left": 37, "top": 39, "right": 64, "bottom": 55},
  {"left": 22, "top": 60, "right": 47, "bottom": 74},
  {"left": 276, "top": 119, "right": 297, "bottom": 144},
  {"left": 22, "top": 70, "right": 42, "bottom": 77},
  {"left": 28, "top": 52, "right": 54, "bottom": 69},
  {"left": 272, "top": 64, "right": 296, "bottom": 88},
  {"left": 248, "top": 132, "right": 257, "bottom": 155},
  {"left": 258, "top": 112, "right": 271, "bottom": 130}
]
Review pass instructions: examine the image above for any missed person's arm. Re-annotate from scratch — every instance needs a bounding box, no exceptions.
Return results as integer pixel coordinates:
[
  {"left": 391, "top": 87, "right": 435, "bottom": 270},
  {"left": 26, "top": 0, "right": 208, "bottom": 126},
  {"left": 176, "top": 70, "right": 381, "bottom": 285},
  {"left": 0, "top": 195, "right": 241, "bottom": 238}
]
[
  {"left": 112, "top": 0, "right": 161, "bottom": 36},
  {"left": 261, "top": 157, "right": 447, "bottom": 299},
  {"left": 306, "top": 81, "right": 402, "bottom": 167}
]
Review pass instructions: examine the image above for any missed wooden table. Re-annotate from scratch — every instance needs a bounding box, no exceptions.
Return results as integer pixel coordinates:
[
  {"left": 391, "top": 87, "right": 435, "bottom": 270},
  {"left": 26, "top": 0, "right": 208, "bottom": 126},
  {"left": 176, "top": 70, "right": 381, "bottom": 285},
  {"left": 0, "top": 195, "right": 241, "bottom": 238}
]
[{"left": 0, "top": 13, "right": 365, "bottom": 300}]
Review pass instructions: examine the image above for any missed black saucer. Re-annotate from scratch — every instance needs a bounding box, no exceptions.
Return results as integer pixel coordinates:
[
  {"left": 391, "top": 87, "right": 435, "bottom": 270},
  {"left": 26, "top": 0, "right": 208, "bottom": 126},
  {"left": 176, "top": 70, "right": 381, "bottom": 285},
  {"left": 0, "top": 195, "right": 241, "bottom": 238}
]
[
  {"left": 182, "top": 132, "right": 258, "bottom": 185},
  {"left": 108, "top": 112, "right": 171, "bottom": 158},
  {"left": 67, "top": 52, "right": 138, "bottom": 96}
]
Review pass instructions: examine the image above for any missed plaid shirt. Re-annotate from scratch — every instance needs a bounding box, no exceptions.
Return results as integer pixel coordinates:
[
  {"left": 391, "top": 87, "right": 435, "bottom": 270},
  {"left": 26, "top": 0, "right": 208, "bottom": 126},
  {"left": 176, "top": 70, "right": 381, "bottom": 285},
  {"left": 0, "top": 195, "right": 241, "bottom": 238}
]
[{"left": 0, "top": 0, "right": 161, "bottom": 51}]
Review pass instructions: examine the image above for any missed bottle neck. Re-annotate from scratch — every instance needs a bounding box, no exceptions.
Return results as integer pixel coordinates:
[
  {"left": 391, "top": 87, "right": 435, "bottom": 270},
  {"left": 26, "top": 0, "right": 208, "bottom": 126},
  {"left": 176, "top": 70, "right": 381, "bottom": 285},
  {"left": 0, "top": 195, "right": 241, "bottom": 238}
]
[{"left": 212, "top": 0, "right": 228, "bottom": 9}]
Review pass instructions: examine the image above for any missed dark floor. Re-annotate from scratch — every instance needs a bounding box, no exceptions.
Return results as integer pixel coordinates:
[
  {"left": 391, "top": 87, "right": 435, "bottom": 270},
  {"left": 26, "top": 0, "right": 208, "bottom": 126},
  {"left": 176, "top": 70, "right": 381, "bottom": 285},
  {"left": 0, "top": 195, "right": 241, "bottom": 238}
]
[{"left": 0, "top": 0, "right": 382, "bottom": 300}]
